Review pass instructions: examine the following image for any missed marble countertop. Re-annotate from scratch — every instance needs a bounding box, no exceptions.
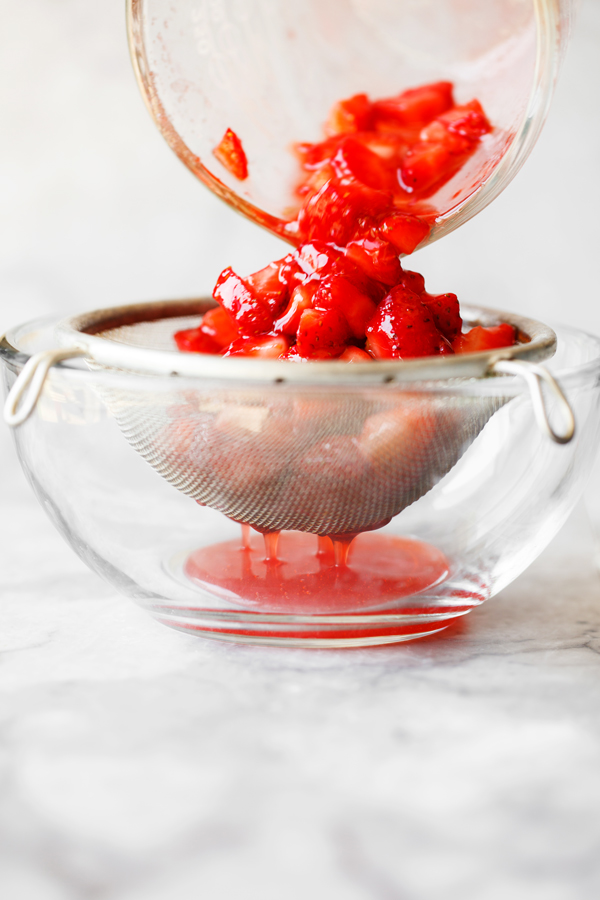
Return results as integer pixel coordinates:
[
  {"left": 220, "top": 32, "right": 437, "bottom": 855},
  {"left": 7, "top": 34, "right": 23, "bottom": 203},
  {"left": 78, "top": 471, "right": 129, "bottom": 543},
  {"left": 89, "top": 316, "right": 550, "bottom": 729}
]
[{"left": 2, "top": 425, "right": 600, "bottom": 900}]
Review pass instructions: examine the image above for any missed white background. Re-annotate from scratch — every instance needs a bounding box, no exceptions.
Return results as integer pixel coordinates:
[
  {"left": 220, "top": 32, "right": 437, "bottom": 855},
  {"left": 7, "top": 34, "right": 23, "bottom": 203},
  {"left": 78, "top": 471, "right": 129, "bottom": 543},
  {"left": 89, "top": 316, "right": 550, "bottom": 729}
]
[{"left": 0, "top": 0, "right": 599, "bottom": 339}]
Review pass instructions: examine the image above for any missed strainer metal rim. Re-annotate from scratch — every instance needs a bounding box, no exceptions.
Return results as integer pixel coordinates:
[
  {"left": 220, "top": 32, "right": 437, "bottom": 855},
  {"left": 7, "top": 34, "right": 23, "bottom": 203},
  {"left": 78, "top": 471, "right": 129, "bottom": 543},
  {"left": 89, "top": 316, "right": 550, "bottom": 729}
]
[{"left": 54, "top": 298, "right": 557, "bottom": 385}]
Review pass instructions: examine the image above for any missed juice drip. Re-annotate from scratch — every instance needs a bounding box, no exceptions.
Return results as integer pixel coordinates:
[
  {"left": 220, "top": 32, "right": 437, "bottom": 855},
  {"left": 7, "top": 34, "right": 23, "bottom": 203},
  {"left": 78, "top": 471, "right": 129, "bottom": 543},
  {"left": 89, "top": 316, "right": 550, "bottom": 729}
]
[
  {"left": 184, "top": 527, "right": 451, "bottom": 615},
  {"left": 241, "top": 523, "right": 252, "bottom": 550},
  {"left": 329, "top": 533, "right": 357, "bottom": 567},
  {"left": 263, "top": 530, "right": 281, "bottom": 562}
]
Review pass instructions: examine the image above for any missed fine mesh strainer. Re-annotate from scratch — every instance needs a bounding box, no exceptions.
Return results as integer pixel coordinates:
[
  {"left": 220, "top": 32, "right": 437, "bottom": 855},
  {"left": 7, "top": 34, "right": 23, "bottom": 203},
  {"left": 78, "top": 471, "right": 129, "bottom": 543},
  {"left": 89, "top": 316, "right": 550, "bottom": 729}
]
[{"left": 4, "top": 299, "right": 574, "bottom": 536}]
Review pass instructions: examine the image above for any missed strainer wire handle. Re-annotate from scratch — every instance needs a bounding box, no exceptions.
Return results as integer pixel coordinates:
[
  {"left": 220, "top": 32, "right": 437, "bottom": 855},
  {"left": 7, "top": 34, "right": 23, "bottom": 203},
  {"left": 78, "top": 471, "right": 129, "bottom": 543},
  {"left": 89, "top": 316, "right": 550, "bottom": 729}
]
[
  {"left": 3, "top": 348, "right": 86, "bottom": 427},
  {"left": 491, "top": 358, "right": 575, "bottom": 445}
]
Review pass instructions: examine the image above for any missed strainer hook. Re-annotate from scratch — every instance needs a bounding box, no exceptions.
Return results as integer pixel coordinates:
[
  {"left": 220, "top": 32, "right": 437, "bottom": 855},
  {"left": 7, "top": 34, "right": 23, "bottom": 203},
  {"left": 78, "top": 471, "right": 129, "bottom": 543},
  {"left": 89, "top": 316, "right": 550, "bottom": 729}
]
[
  {"left": 3, "top": 348, "right": 86, "bottom": 427},
  {"left": 491, "top": 358, "right": 575, "bottom": 444}
]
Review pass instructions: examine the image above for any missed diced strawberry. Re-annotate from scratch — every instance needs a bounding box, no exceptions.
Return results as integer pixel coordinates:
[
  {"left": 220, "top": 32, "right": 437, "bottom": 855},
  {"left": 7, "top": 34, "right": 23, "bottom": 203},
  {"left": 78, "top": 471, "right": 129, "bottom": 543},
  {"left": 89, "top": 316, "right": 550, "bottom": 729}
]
[
  {"left": 297, "top": 179, "right": 393, "bottom": 244},
  {"left": 212, "top": 128, "right": 248, "bottom": 181},
  {"left": 312, "top": 275, "right": 377, "bottom": 340},
  {"left": 223, "top": 334, "right": 290, "bottom": 358},
  {"left": 398, "top": 268, "right": 426, "bottom": 294},
  {"left": 435, "top": 100, "right": 492, "bottom": 141},
  {"left": 331, "top": 138, "right": 397, "bottom": 192},
  {"left": 378, "top": 214, "right": 430, "bottom": 254},
  {"left": 326, "top": 93, "right": 373, "bottom": 136},
  {"left": 453, "top": 323, "right": 516, "bottom": 354},
  {"left": 274, "top": 283, "right": 317, "bottom": 335},
  {"left": 290, "top": 242, "right": 346, "bottom": 280},
  {"left": 198, "top": 306, "right": 239, "bottom": 349},
  {"left": 399, "top": 141, "right": 455, "bottom": 193},
  {"left": 361, "top": 132, "right": 408, "bottom": 164},
  {"left": 359, "top": 404, "right": 437, "bottom": 469},
  {"left": 174, "top": 326, "right": 221, "bottom": 355},
  {"left": 213, "top": 267, "right": 274, "bottom": 336},
  {"left": 420, "top": 292, "right": 462, "bottom": 342},
  {"left": 246, "top": 259, "right": 289, "bottom": 316},
  {"left": 278, "top": 346, "right": 307, "bottom": 362},
  {"left": 365, "top": 289, "right": 450, "bottom": 359},
  {"left": 344, "top": 238, "right": 402, "bottom": 286},
  {"left": 296, "top": 307, "right": 350, "bottom": 359},
  {"left": 338, "top": 346, "right": 373, "bottom": 363},
  {"left": 295, "top": 136, "right": 344, "bottom": 169},
  {"left": 372, "top": 82, "right": 454, "bottom": 128}
]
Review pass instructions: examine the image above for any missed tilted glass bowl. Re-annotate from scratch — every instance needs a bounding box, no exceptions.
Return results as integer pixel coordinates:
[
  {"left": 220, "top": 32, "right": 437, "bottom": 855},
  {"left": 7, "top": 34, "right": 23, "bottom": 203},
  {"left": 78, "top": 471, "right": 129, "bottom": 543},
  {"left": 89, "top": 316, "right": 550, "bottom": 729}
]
[
  {"left": 127, "top": 0, "right": 575, "bottom": 244},
  {"left": 2, "top": 311, "right": 599, "bottom": 648}
]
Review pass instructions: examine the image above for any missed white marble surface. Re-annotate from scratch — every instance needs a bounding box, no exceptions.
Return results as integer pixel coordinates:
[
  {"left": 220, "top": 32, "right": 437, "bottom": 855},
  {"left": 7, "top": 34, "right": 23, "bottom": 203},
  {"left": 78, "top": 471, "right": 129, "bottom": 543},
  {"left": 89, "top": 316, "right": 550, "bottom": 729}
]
[
  {"left": 3, "top": 1, "right": 600, "bottom": 897},
  {"left": 2, "top": 434, "right": 600, "bottom": 900}
]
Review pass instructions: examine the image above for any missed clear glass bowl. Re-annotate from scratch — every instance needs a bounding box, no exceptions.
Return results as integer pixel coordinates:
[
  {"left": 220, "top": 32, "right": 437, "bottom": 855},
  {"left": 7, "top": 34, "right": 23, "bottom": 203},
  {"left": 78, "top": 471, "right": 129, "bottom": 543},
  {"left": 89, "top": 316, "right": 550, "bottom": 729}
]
[
  {"left": 2, "top": 315, "right": 599, "bottom": 647},
  {"left": 127, "top": 0, "right": 575, "bottom": 244}
]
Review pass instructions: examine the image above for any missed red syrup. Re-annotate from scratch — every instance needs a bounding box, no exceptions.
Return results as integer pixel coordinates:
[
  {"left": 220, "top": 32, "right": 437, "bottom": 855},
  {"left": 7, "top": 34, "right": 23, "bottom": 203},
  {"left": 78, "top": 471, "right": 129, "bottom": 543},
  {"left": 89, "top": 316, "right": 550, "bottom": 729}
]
[{"left": 184, "top": 526, "right": 451, "bottom": 616}]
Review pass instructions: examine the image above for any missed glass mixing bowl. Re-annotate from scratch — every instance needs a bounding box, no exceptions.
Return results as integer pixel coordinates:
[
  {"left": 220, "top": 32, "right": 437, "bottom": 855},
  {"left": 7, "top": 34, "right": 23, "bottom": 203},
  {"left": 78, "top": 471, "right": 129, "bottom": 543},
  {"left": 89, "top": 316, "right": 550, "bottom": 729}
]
[
  {"left": 2, "top": 314, "right": 599, "bottom": 647},
  {"left": 127, "top": 0, "right": 575, "bottom": 245}
]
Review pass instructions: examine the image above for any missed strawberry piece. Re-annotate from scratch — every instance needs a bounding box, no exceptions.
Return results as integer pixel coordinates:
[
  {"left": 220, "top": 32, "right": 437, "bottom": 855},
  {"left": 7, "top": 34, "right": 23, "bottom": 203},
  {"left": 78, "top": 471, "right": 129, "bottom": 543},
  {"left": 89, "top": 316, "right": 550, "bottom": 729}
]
[
  {"left": 213, "top": 267, "right": 273, "bottom": 336},
  {"left": 338, "top": 346, "right": 373, "bottom": 363},
  {"left": 434, "top": 100, "right": 492, "bottom": 141},
  {"left": 290, "top": 242, "right": 346, "bottom": 280},
  {"left": 212, "top": 128, "right": 248, "bottom": 181},
  {"left": 312, "top": 275, "right": 377, "bottom": 340},
  {"left": 331, "top": 138, "right": 398, "bottom": 192},
  {"left": 246, "top": 259, "right": 289, "bottom": 317},
  {"left": 198, "top": 307, "right": 239, "bottom": 349},
  {"left": 366, "top": 288, "right": 450, "bottom": 359},
  {"left": 372, "top": 82, "right": 454, "bottom": 128},
  {"left": 174, "top": 327, "right": 221, "bottom": 355},
  {"left": 378, "top": 214, "right": 430, "bottom": 254},
  {"left": 420, "top": 292, "right": 462, "bottom": 342},
  {"left": 326, "top": 93, "right": 373, "bottom": 136},
  {"left": 297, "top": 179, "right": 393, "bottom": 244},
  {"left": 453, "top": 323, "right": 516, "bottom": 354},
  {"left": 296, "top": 307, "right": 350, "bottom": 359},
  {"left": 278, "top": 346, "right": 307, "bottom": 362},
  {"left": 274, "top": 283, "right": 317, "bottom": 335},
  {"left": 399, "top": 141, "right": 455, "bottom": 193},
  {"left": 295, "top": 136, "right": 344, "bottom": 170},
  {"left": 398, "top": 268, "right": 426, "bottom": 294},
  {"left": 344, "top": 238, "right": 402, "bottom": 286},
  {"left": 223, "top": 335, "right": 290, "bottom": 358}
]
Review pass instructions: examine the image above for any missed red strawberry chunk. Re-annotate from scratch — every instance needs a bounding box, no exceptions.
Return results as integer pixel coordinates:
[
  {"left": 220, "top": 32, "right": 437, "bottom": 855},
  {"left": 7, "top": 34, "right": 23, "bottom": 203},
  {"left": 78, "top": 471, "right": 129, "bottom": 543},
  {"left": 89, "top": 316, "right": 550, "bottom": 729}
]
[
  {"left": 197, "top": 307, "right": 239, "bottom": 348},
  {"left": 326, "top": 93, "right": 373, "bottom": 136},
  {"left": 453, "top": 323, "right": 516, "bottom": 354},
  {"left": 372, "top": 82, "right": 454, "bottom": 128},
  {"left": 344, "top": 238, "right": 402, "bottom": 286},
  {"left": 297, "top": 179, "right": 393, "bottom": 244},
  {"left": 174, "top": 327, "right": 221, "bottom": 355},
  {"left": 435, "top": 100, "right": 491, "bottom": 141},
  {"left": 331, "top": 138, "right": 398, "bottom": 192},
  {"left": 378, "top": 214, "right": 430, "bottom": 254},
  {"left": 246, "top": 259, "right": 289, "bottom": 316},
  {"left": 313, "top": 275, "right": 377, "bottom": 340},
  {"left": 274, "top": 283, "right": 317, "bottom": 335},
  {"left": 398, "top": 268, "right": 426, "bottom": 294},
  {"left": 223, "top": 334, "right": 290, "bottom": 358},
  {"left": 213, "top": 267, "right": 274, "bottom": 336},
  {"left": 338, "top": 346, "right": 373, "bottom": 363},
  {"left": 420, "top": 291, "right": 462, "bottom": 342},
  {"left": 366, "top": 288, "right": 450, "bottom": 359},
  {"left": 296, "top": 308, "right": 350, "bottom": 359},
  {"left": 399, "top": 141, "right": 455, "bottom": 193},
  {"left": 212, "top": 128, "right": 248, "bottom": 181}
]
